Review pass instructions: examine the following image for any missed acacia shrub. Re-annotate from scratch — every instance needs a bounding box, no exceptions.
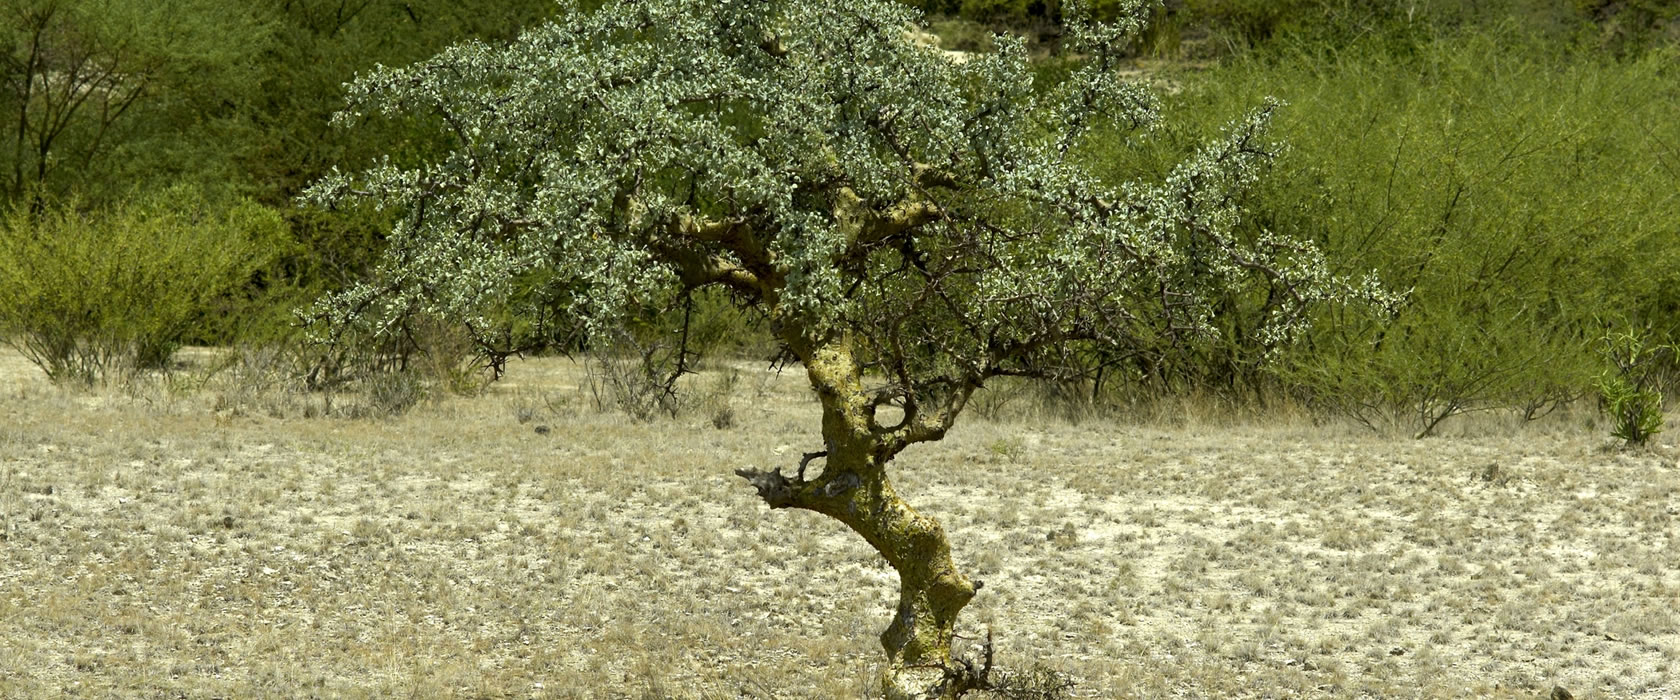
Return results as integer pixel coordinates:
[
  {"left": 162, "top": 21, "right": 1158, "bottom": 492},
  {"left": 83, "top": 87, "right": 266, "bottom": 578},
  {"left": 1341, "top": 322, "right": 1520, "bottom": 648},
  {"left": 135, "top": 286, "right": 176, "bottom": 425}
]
[
  {"left": 1594, "top": 321, "right": 1676, "bottom": 446},
  {"left": 1274, "top": 40, "right": 1680, "bottom": 435},
  {"left": 1087, "top": 35, "right": 1680, "bottom": 433},
  {"left": 0, "top": 187, "right": 287, "bottom": 383}
]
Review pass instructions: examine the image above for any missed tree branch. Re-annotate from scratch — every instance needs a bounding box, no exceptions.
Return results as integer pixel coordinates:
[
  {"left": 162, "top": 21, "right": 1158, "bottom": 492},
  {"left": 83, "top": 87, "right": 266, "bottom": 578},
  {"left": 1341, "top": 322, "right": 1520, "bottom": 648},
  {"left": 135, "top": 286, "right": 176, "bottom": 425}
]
[
  {"left": 649, "top": 239, "right": 766, "bottom": 297},
  {"left": 735, "top": 467, "right": 799, "bottom": 509},
  {"left": 835, "top": 186, "right": 944, "bottom": 263},
  {"left": 663, "top": 211, "right": 774, "bottom": 278}
]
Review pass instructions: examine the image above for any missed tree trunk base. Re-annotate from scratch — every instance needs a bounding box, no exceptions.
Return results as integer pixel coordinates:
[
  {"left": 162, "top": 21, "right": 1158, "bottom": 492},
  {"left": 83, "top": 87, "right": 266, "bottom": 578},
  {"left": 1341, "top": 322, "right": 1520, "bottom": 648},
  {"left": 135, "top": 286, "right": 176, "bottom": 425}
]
[{"left": 882, "top": 664, "right": 957, "bottom": 700}]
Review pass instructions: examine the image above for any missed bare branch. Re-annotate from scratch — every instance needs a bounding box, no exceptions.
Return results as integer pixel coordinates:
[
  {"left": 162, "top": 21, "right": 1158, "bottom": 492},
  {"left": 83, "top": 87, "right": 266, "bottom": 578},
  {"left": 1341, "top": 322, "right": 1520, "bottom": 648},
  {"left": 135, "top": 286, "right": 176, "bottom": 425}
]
[{"left": 798, "top": 450, "right": 827, "bottom": 481}]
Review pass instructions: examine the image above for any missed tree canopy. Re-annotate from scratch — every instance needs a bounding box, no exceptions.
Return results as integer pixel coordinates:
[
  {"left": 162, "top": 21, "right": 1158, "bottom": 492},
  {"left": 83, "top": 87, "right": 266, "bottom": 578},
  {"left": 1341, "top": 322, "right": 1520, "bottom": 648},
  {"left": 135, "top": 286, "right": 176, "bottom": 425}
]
[{"left": 306, "top": 0, "right": 1381, "bottom": 405}]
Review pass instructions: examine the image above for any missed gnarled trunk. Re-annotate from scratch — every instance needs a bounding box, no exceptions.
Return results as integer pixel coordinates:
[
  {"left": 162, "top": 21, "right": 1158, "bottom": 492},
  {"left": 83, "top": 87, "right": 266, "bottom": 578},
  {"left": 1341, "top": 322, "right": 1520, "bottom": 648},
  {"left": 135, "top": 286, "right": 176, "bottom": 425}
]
[
  {"left": 867, "top": 478, "right": 978, "bottom": 699},
  {"left": 738, "top": 442, "right": 977, "bottom": 698},
  {"left": 737, "top": 339, "right": 979, "bottom": 698}
]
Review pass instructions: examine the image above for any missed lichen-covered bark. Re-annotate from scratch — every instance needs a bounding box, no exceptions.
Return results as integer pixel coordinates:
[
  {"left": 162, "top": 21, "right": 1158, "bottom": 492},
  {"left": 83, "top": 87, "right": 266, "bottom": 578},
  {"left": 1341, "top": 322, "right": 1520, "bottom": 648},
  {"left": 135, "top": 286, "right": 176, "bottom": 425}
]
[
  {"left": 737, "top": 337, "right": 978, "bottom": 698},
  {"left": 738, "top": 443, "right": 977, "bottom": 697}
]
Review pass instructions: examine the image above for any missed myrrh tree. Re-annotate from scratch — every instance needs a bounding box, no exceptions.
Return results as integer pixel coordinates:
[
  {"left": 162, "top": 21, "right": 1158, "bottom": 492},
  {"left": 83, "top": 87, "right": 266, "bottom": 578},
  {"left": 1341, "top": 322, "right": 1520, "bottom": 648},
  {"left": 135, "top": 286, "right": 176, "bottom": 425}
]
[{"left": 306, "top": 0, "right": 1386, "bottom": 695}]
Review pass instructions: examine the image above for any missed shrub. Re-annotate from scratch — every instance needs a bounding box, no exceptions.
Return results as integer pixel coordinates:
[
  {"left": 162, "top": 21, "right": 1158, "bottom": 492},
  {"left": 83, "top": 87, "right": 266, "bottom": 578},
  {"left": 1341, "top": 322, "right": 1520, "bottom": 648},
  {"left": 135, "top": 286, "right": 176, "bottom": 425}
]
[
  {"left": 0, "top": 187, "right": 287, "bottom": 384},
  {"left": 1595, "top": 322, "right": 1676, "bottom": 446},
  {"left": 1080, "top": 33, "right": 1680, "bottom": 433},
  {"left": 1575, "top": 0, "right": 1680, "bottom": 55},
  {"left": 1280, "top": 41, "right": 1680, "bottom": 435}
]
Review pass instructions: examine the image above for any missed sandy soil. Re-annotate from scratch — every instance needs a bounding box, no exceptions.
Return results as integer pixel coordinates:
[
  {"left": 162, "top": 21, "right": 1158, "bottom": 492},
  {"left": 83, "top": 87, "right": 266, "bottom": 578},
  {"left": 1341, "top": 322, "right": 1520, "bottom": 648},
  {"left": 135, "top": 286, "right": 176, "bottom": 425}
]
[{"left": 1, "top": 348, "right": 1677, "bottom": 698}]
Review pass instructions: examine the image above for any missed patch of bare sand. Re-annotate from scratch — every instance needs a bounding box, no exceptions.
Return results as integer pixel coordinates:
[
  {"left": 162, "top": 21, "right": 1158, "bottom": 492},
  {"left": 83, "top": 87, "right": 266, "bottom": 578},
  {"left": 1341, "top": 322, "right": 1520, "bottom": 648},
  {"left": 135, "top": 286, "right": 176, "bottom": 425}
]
[{"left": 1, "top": 349, "right": 1676, "bottom": 698}]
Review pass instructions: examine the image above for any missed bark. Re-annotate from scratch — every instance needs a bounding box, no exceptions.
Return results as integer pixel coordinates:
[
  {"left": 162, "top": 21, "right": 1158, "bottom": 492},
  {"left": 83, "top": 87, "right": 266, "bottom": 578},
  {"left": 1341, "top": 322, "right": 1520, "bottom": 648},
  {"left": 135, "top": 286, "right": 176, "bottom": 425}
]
[
  {"left": 737, "top": 453, "right": 978, "bottom": 698},
  {"left": 737, "top": 338, "right": 980, "bottom": 699}
]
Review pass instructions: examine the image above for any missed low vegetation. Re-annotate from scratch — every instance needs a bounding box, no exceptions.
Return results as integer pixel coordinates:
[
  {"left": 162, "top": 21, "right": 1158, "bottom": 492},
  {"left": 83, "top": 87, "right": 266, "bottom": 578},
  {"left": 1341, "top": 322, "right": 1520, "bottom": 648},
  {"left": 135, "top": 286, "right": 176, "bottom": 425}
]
[
  {"left": 1101, "top": 33, "right": 1680, "bottom": 436},
  {"left": 0, "top": 188, "right": 288, "bottom": 384}
]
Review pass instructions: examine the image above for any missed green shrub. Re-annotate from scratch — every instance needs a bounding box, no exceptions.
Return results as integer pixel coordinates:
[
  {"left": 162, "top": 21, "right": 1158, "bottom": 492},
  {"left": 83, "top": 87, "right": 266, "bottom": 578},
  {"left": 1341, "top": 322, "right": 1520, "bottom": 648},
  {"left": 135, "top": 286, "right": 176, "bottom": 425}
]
[
  {"left": 1082, "top": 33, "right": 1680, "bottom": 432},
  {"left": 1283, "top": 44, "right": 1680, "bottom": 434},
  {"left": 1574, "top": 0, "right": 1680, "bottom": 55},
  {"left": 1595, "top": 322, "right": 1675, "bottom": 446},
  {"left": 908, "top": 0, "right": 1668, "bottom": 59},
  {"left": 0, "top": 187, "right": 287, "bottom": 384},
  {"left": 1170, "top": 0, "right": 1580, "bottom": 57}
]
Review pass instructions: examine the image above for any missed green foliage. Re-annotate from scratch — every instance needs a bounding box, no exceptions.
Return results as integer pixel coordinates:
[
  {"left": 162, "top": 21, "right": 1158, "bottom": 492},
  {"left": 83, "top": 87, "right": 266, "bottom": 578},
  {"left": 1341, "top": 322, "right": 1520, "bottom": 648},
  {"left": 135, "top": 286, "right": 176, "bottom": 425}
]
[
  {"left": 307, "top": 0, "right": 1380, "bottom": 438},
  {"left": 0, "top": 187, "right": 287, "bottom": 384},
  {"left": 241, "top": 0, "right": 559, "bottom": 205},
  {"left": 1085, "top": 33, "right": 1680, "bottom": 433},
  {"left": 4, "top": 0, "right": 1672, "bottom": 440},
  {"left": 1595, "top": 322, "right": 1676, "bottom": 446},
  {"left": 910, "top": 0, "right": 1669, "bottom": 60},
  {"left": 905, "top": 0, "right": 1520, "bottom": 59},
  {"left": 0, "top": 0, "right": 561, "bottom": 337},
  {"left": 1160, "top": 0, "right": 1508, "bottom": 57},
  {"left": 0, "top": 0, "right": 272, "bottom": 205},
  {"left": 1278, "top": 42, "right": 1680, "bottom": 435},
  {"left": 1574, "top": 0, "right": 1680, "bottom": 55}
]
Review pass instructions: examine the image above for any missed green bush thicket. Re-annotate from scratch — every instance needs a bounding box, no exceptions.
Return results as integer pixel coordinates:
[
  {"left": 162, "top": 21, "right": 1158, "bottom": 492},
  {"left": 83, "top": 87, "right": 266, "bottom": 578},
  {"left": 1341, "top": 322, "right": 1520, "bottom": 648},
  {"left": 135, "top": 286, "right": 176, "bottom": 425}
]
[
  {"left": 906, "top": 0, "right": 1674, "bottom": 60},
  {"left": 1574, "top": 0, "right": 1680, "bottom": 56},
  {"left": 1090, "top": 33, "right": 1680, "bottom": 434},
  {"left": 0, "top": 0, "right": 272, "bottom": 206},
  {"left": 0, "top": 0, "right": 565, "bottom": 398},
  {"left": 0, "top": 187, "right": 288, "bottom": 383},
  {"left": 1149, "top": 0, "right": 1585, "bottom": 58}
]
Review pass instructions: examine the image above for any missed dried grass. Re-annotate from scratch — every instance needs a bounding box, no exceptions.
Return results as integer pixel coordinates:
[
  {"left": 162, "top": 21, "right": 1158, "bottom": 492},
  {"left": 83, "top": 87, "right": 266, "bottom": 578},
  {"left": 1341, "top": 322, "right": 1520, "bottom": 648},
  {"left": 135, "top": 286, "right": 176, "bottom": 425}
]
[{"left": 1, "top": 348, "right": 1675, "bottom": 698}]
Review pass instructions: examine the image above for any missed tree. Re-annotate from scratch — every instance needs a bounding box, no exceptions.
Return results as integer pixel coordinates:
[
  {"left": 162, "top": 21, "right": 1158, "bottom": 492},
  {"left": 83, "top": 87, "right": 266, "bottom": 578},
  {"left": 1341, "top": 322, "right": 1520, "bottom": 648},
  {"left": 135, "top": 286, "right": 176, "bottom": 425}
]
[
  {"left": 0, "top": 0, "right": 269, "bottom": 206},
  {"left": 305, "top": 0, "right": 1386, "bottom": 695}
]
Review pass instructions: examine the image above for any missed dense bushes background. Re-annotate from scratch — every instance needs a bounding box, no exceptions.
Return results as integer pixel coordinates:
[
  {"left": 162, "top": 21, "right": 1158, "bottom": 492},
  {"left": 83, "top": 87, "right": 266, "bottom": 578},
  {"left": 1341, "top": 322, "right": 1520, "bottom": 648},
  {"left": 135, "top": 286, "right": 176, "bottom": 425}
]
[
  {"left": 0, "top": 0, "right": 558, "bottom": 386},
  {"left": 0, "top": 187, "right": 287, "bottom": 383},
  {"left": 898, "top": 0, "right": 1677, "bottom": 58},
  {"left": 1, "top": 0, "right": 1677, "bottom": 433},
  {"left": 1089, "top": 33, "right": 1680, "bottom": 434}
]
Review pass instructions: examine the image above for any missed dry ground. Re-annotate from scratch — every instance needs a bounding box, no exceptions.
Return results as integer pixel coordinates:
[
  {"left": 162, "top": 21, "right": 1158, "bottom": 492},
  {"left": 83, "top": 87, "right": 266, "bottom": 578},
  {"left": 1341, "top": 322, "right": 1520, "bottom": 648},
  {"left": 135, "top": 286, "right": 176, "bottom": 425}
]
[{"left": 2, "top": 348, "right": 1678, "bottom": 698}]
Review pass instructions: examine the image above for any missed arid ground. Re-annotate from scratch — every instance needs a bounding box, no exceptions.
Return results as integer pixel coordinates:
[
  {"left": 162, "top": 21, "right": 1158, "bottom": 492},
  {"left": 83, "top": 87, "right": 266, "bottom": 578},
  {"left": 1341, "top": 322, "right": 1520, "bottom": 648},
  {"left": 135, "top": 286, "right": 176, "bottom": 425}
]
[{"left": 2, "top": 348, "right": 1677, "bottom": 698}]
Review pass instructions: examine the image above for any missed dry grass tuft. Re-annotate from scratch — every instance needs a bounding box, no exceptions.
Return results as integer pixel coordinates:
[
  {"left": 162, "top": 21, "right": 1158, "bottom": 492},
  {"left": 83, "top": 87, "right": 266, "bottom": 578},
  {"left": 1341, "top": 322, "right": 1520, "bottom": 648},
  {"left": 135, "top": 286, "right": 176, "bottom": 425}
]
[{"left": 1, "top": 348, "right": 1676, "bottom": 698}]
